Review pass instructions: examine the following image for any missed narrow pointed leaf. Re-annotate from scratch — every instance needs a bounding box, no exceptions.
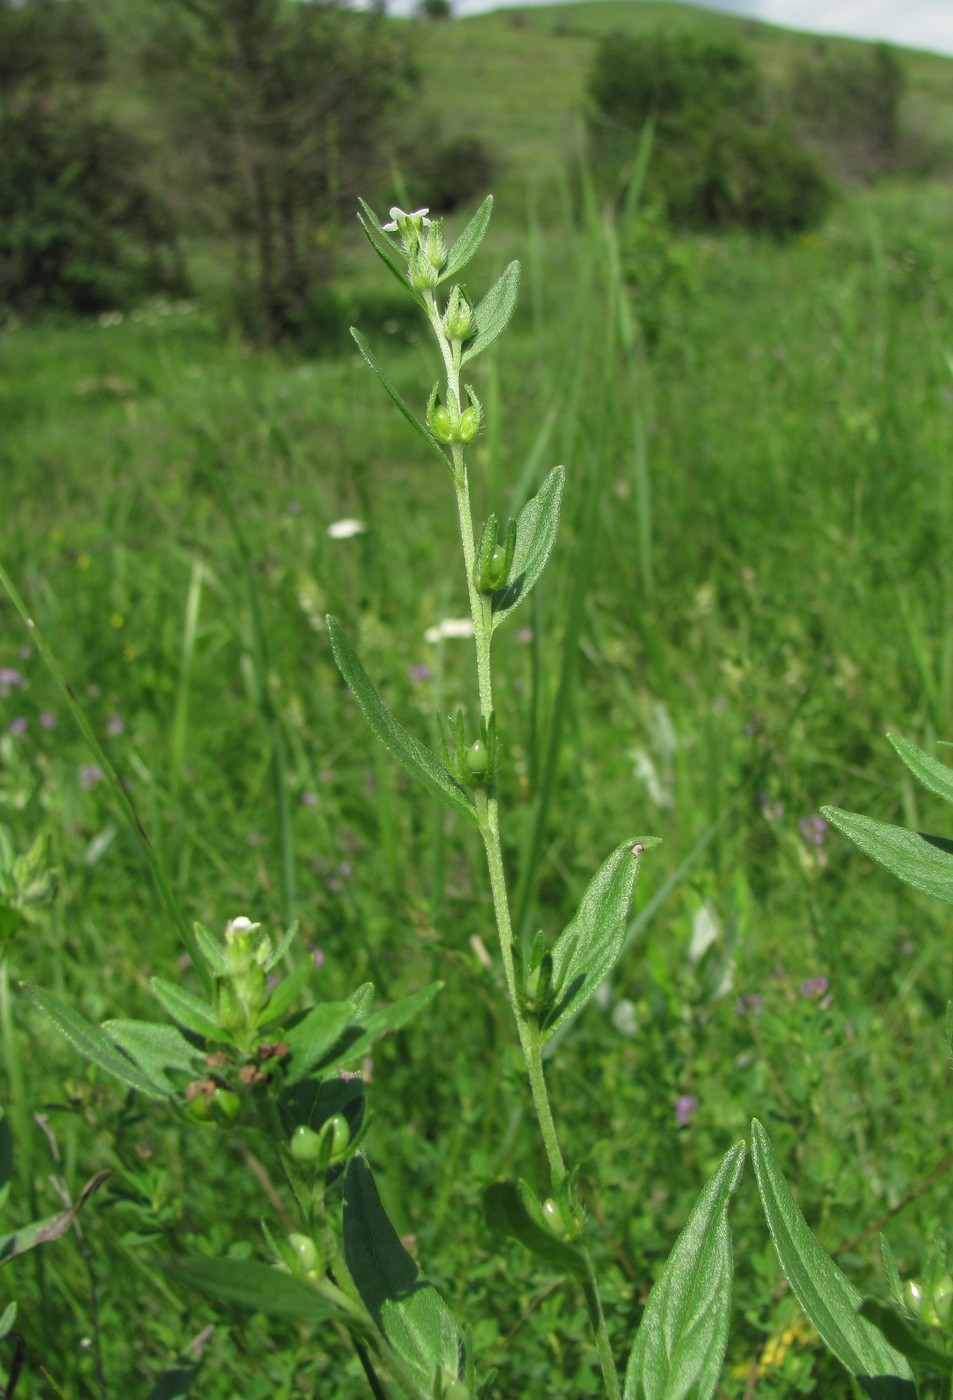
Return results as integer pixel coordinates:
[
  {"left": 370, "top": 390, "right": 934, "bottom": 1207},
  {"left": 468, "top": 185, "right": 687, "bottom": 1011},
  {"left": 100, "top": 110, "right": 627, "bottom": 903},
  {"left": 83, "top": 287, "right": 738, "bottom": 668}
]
[
  {"left": 461, "top": 260, "right": 520, "bottom": 364},
  {"left": 357, "top": 199, "right": 426, "bottom": 309},
  {"left": 259, "top": 956, "right": 313, "bottom": 1026},
  {"left": 887, "top": 733, "right": 953, "bottom": 805},
  {"left": 192, "top": 922, "right": 228, "bottom": 977},
  {"left": 492, "top": 465, "right": 565, "bottom": 629},
  {"left": 150, "top": 978, "right": 223, "bottom": 1042},
  {"left": 344, "top": 1155, "right": 461, "bottom": 1391},
  {"left": 104, "top": 1020, "right": 202, "bottom": 1094},
  {"left": 482, "top": 1179, "right": 588, "bottom": 1281},
  {"left": 441, "top": 195, "right": 494, "bottom": 282},
  {"left": 30, "top": 988, "right": 169, "bottom": 1100},
  {"left": 0, "top": 1171, "right": 110, "bottom": 1266},
  {"left": 624, "top": 1142, "right": 745, "bottom": 1400},
  {"left": 327, "top": 617, "right": 477, "bottom": 825},
  {"left": 751, "top": 1119, "right": 915, "bottom": 1398},
  {"left": 282, "top": 1000, "right": 356, "bottom": 1085},
  {"left": 319, "top": 981, "right": 442, "bottom": 1075},
  {"left": 350, "top": 329, "right": 451, "bottom": 470},
  {"left": 175, "top": 1257, "right": 337, "bottom": 1320},
  {"left": 822, "top": 806, "right": 953, "bottom": 903},
  {"left": 264, "top": 919, "right": 299, "bottom": 972},
  {"left": 544, "top": 837, "right": 660, "bottom": 1040},
  {"left": 859, "top": 1300, "right": 953, "bottom": 1374}
]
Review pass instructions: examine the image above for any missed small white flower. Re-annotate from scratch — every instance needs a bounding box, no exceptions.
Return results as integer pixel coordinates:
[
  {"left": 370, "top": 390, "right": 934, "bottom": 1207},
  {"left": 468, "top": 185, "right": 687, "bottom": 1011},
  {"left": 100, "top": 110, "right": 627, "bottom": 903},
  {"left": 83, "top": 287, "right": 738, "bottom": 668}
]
[
  {"left": 327, "top": 518, "right": 367, "bottom": 540},
  {"left": 424, "top": 617, "right": 475, "bottom": 643},
  {"left": 229, "top": 916, "right": 259, "bottom": 933},
  {"left": 382, "top": 206, "right": 430, "bottom": 232}
]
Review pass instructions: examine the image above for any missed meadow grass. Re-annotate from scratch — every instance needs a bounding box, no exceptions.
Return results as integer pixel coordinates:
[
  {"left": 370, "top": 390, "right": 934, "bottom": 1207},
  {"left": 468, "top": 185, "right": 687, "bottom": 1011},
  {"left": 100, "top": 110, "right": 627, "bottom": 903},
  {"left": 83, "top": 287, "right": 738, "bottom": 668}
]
[{"left": 3, "top": 86, "right": 953, "bottom": 1399}]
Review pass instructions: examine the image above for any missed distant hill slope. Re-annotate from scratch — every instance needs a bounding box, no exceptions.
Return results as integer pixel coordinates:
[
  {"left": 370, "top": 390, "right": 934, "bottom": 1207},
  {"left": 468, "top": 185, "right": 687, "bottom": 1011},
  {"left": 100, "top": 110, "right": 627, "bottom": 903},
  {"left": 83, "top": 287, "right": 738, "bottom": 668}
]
[{"left": 411, "top": 0, "right": 953, "bottom": 194}]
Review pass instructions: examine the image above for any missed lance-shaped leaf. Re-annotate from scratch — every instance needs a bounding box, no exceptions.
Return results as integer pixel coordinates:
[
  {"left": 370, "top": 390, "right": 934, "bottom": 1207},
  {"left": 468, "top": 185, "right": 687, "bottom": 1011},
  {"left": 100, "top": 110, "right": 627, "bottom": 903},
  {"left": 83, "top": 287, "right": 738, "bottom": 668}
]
[
  {"left": 751, "top": 1119, "right": 915, "bottom": 1398},
  {"left": 483, "top": 1178, "right": 588, "bottom": 1281},
  {"left": 350, "top": 329, "right": 451, "bottom": 471},
  {"left": 441, "top": 195, "right": 493, "bottom": 282},
  {"left": 30, "top": 987, "right": 169, "bottom": 1100},
  {"left": 318, "top": 981, "right": 442, "bottom": 1076},
  {"left": 356, "top": 198, "right": 427, "bottom": 310},
  {"left": 822, "top": 807, "right": 953, "bottom": 904},
  {"left": 344, "top": 1155, "right": 461, "bottom": 1392},
  {"left": 104, "top": 1020, "right": 203, "bottom": 1095},
  {"left": 259, "top": 955, "right": 314, "bottom": 1027},
  {"left": 150, "top": 978, "right": 223, "bottom": 1042},
  {"left": 461, "top": 260, "right": 520, "bottom": 365},
  {"left": 327, "top": 617, "right": 477, "bottom": 825},
  {"left": 175, "top": 1257, "right": 338, "bottom": 1321},
  {"left": 888, "top": 732, "right": 953, "bottom": 804},
  {"left": 492, "top": 465, "right": 565, "bottom": 630},
  {"left": 859, "top": 1300, "right": 953, "bottom": 1374},
  {"left": 543, "top": 837, "right": 660, "bottom": 1041},
  {"left": 282, "top": 1000, "right": 358, "bottom": 1086},
  {"left": 0, "top": 1171, "right": 110, "bottom": 1266},
  {"left": 624, "top": 1142, "right": 745, "bottom": 1400}
]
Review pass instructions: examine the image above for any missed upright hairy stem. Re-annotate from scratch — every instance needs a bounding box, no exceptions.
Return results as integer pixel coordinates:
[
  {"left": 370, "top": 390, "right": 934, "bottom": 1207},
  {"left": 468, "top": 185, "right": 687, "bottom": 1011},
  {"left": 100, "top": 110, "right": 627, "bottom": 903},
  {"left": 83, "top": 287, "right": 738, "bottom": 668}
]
[{"left": 427, "top": 293, "right": 622, "bottom": 1400}]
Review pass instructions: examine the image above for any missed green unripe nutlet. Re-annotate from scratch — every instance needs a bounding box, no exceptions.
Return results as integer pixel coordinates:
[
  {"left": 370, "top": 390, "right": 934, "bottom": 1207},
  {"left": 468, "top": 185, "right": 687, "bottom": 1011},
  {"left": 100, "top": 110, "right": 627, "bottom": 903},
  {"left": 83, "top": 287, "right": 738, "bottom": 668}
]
[
  {"left": 287, "top": 1232, "right": 321, "bottom": 1276},
  {"left": 442, "top": 1383, "right": 471, "bottom": 1400},
  {"left": 466, "top": 741, "right": 490, "bottom": 781},
  {"left": 325, "top": 1113, "right": 351, "bottom": 1162},
  {"left": 431, "top": 405, "right": 455, "bottom": 444},
  {"left": 459, "top": 407, "right": 480, "bottom": 443},
  {"left": 185, "top": 1095, "right": 213, "bottom": 1124},
  {"left": 903, "top": 1280, "right": 925, "bottom": 1317},
  {"left": 289, "top": 1124, "right": 323, "bottom": 1163},
  {"left": 542, "top": 1198, "right": 566, "bottom": 1235},
  {"left": 211, "top": 1088, "right": 241, "bottom": 1122}
]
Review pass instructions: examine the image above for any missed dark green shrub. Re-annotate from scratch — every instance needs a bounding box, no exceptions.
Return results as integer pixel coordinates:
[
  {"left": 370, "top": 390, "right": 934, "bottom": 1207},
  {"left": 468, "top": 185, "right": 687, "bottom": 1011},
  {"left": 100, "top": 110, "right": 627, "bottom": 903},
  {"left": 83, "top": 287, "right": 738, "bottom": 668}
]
[
  {"left": 790, "top": 42, "right": 905, "bottom": 180},
  {"left": 588, "top": 30, "right": 831, "bottom": 237},
  {"left": 412, "top": 135, "right": 497, "bottom": 213}
]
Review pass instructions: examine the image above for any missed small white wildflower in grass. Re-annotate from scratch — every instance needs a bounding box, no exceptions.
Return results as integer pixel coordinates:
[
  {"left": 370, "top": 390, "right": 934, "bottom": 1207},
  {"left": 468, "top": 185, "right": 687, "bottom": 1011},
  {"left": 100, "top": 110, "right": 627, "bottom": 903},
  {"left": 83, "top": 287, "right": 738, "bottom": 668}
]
[
  {"left": 424, "top": 617, "right": 475, "bottom": 643},
  {"left": 327, "top": 518, "right": 367, "bottom": 540}
]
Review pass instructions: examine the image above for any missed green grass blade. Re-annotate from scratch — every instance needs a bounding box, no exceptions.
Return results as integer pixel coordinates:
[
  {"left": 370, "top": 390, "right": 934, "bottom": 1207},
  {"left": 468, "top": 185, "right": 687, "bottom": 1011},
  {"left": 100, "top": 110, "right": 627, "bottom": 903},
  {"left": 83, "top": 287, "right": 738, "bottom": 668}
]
[
  {"left": 822, "top": 806, "right": 953, "bottom": 902},
  {"left": 623, "top": 1142, "right": 745, "bottom": 1400},
  {"left": 0, "top": 562, "right": 208, "bottom": 993},
  {"left": 350, "top": 328, "right": 452, "bottom": 470},
  {"left": 326, "top": 617, "right": 477, "bottom": 825},
  {"left": 750, "top": 1119, "right": 915, "bottom": 1398}
]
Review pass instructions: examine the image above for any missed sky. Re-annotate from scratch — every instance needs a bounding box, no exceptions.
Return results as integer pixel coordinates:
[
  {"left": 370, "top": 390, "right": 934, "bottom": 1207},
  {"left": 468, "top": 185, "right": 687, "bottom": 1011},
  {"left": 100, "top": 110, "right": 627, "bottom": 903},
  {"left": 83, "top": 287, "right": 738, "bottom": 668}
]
[{"left": 443, "top": 0, "right": 953, "bottom": 58}]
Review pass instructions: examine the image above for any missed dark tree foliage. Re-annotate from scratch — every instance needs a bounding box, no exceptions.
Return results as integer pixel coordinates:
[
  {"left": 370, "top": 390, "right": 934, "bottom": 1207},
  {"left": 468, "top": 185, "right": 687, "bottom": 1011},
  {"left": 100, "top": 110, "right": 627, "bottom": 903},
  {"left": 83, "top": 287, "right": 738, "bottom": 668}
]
[
  {"left": 588, "top": 30, "right": 831, "bottom": 237},
  {"left": 790, "top": 42, "right": 906, "bottom": 180},
  {"left": 144, "top": 0, "right": 419, "bottom": 344},
  {"left": 0, "top": 0, "right": 186, "bottom": 317}
]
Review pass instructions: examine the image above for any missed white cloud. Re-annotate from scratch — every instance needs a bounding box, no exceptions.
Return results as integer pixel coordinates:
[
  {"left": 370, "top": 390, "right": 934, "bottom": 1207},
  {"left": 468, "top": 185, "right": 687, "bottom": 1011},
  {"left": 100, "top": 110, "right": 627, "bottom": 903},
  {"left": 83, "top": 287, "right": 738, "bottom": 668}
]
[{"left": 745, "top": 0, "right": 953, "bottom": 55}]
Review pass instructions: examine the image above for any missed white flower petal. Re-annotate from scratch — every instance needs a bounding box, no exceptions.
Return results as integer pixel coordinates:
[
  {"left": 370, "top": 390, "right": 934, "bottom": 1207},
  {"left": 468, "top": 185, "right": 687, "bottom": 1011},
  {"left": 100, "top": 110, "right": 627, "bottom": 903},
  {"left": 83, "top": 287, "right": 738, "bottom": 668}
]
[
  {"left": 424, "top": 617, "right": 475, "bottom": 642},
  {"left": 327, "top": 518, "right": 368, "bottom": 540}
]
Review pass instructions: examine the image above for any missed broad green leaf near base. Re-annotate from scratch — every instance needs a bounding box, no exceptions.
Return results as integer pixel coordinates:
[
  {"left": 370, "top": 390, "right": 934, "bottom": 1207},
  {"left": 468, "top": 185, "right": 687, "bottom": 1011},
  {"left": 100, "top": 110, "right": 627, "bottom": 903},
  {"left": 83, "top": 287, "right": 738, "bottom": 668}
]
[
  {"left": 327, "top": 617, "right": 477, "bottom": 825},
  {"left": 543, "top": 837, "right": 660, "bottom": 1040},
  {"left": 624, "top": 1141, "right": 745, "bottom": 1400},
  {"left": 104, "top": 1020, "right": 203, "bottom": 1094},
  {"left": 343, "top": 1154, "right": 461, "bottom": 1393},
  {"left": 492, "top": 465, "right": 565, "bottom": 630},
  {"left": 751, "top": 1119, "right": 915, "bottom": 1398},
  {"left": 822, "top": 806, "right": 953, "bottom": 903}
]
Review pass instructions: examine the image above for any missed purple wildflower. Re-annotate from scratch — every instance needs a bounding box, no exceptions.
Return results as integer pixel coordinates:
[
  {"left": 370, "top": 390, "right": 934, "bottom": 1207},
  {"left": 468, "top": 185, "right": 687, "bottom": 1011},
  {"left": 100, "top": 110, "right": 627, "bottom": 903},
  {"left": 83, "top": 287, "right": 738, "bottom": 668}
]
[
  {"left": 409, "top": 663, "right": 433, "bottom": 683},
  {"left": 736, "top": 993, "right": 763, "bottom": 1016},
  {"left": 79, "top": 764, "right": 103, "bottom": 789},
  {"left": 0, "top": 668, "right": 23, "bottom": 697},
  {"left": 798, "top": 814, "right": 828, "bottom": 847},
  {"left": 310, "top": 945, "right": 326, "bottom": 968},
  {"left": 675, "top": 1094, "right": 698, "bottom": 1126},
  {"left": 800, "top": 975, "right": 829, "bottom": 999},
  {"left": 9, "top": 717, "right": 27, "bottom": 736},
  {"left": 40, "top": 712, "right": 57, "bottom": 730},
  {"left": 301, "top": 790, "right": 318, "bottom": 807}
]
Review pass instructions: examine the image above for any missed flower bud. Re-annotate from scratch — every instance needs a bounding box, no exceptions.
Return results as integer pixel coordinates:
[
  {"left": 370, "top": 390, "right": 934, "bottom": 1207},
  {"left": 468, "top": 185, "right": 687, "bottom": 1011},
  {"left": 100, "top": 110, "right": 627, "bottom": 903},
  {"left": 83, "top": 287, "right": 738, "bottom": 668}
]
[
  {"left": 442, "top": 286, "right": 473, "bottom": 341},
  {"left": 425, "top": 221, "right": 447, "bottom": 274},
  {"left": 410, "top": 250, "right": 440, "bottom": 291},
  {"left": 287, "top": 1232, "right": 322, "bottom": 1276}
]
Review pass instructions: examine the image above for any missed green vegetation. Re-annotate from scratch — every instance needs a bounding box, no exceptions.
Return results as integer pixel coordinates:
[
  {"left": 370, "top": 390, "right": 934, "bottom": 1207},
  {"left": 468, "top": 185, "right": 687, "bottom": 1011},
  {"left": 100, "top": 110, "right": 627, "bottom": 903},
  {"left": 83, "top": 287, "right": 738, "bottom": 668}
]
[{"left": 3, "top": 2, "right": 953, "bottom": 1396}]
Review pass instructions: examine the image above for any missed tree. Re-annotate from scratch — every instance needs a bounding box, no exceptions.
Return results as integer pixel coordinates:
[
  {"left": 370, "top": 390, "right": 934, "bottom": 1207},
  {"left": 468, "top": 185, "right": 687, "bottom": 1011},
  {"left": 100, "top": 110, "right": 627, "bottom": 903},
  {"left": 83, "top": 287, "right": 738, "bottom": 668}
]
[
  {"left": 144, "top": 0, "right": 418, "bottom": 344},
  {"left": 0, "top": 0, "right": 186, "bottom": 317}
]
